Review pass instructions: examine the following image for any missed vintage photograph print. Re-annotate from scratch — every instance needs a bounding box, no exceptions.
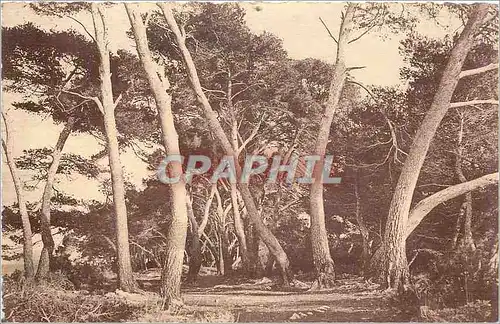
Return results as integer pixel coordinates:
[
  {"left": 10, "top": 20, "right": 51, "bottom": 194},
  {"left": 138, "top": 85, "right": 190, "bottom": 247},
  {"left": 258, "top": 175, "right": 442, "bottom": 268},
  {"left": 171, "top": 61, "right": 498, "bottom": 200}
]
[{"left": 1, "top": 2, "right": 499, "bottom": 322}]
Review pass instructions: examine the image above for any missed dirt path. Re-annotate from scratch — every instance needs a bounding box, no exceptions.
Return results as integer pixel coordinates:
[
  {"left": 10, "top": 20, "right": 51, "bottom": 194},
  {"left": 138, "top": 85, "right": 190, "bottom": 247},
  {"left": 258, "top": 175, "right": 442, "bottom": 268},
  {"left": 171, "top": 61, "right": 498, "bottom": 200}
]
[{"left": 178, "top": 276, "right": 410, "bottom": 322}]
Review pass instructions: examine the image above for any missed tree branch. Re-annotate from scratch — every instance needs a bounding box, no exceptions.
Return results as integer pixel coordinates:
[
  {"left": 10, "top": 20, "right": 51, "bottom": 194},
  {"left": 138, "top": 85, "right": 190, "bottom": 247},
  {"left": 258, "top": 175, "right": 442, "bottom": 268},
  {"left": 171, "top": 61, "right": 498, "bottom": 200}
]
[
  {"left": 406, "top": 172, "right": 499, "bottom": 237},
  {"left": 63, "top": 90, "right": 104, "bottom": 115},
  {"left": 319, "top": 17, "right": 338, "bottom": 44},
  {"left": 237, "top": 114, "right": 265, "bottom": 156},
  {"left": 450, "top": 99, "right": 498, "bottom": 108},
  {"left": 459, "top": 62, "right": 498, "bottom": 78}
]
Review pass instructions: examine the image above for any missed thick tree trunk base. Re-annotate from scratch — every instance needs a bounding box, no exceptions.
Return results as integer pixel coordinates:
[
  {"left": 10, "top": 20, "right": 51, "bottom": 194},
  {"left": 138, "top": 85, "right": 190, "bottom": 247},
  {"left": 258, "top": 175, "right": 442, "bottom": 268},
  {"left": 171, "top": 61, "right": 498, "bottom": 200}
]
[
  {"left": 309, "top": 259, "right": 335, "bottom": 290},
  {"left": 369, "top": 245, "right": 409, "bottom": 290},
  {"left": 35, "top": 247, "right": 51, "bottom": 281}
]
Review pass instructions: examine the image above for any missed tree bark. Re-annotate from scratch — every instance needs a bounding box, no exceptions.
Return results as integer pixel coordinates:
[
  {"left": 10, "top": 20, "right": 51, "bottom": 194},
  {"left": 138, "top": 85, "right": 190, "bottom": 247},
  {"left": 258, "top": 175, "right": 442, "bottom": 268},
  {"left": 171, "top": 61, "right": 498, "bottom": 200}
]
[
  {"left": 373, "top": 4, "right": 490, "bottom": 289},
  {"left": 36, "top": 117, "right": 75, "bottom": 280},
  {"left": 2, "top": 112, "right": 35, "bottom": 280},
  {"left": 309, "top": 4, "right": 355, "bottom": 289},
  {"left": 126, "top": 4, "right": 189, "bottom": 307},
  {"left": 158, "top": 3, "right": 291, "bottom": 285},
  {"left": 92, "top": 3, "right": 138, "bottom": 292}
]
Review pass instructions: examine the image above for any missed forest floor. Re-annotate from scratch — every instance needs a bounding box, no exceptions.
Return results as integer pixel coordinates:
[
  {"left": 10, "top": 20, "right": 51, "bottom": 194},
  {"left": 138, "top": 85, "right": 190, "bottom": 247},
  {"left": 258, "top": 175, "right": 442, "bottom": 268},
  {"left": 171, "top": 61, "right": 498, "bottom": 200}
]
[{"left": 132, "top": 268, "right": 413, "bottom": 322}]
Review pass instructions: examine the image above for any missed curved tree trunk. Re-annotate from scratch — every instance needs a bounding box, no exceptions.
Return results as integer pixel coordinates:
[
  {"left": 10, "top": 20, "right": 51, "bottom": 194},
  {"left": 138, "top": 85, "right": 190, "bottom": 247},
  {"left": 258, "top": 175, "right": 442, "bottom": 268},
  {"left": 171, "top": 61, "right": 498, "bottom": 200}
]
[
  {"left": 309, "top": 4, "right": 355, "bottom": 289},
  {"left": 126, "top": 4, "right": 188, "bottom": 308},
  {"left": 2, "top": 112, "right": 35, "bottom": 279},
  {"left": 36, "top": 117, "right": 75, "bottom": 280},
  {"left": 406, "top": 172, "right": 498, "bottom": 237},
  {"left": 92, "top": 3, "right": 138, "bottom": 292},
  {"left": 373, "top": 5, "right": 490, "bottom": 289},
  {"left": 159, "top": 3, "right": 291, "bottom": 285}
]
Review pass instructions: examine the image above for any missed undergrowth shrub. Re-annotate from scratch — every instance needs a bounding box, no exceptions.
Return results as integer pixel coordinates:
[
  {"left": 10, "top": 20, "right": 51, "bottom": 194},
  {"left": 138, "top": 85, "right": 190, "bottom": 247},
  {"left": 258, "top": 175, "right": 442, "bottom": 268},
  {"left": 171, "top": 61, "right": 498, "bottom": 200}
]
[{"left": 3, "top": 272, "right": 144, "bottom": 322}]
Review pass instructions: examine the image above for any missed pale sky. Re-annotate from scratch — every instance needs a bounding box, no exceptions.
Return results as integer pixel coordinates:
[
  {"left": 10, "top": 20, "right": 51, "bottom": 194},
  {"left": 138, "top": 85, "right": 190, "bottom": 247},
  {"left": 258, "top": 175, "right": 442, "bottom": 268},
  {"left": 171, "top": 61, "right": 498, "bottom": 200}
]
[{"left": 1, "top": 2, "right": 461, "bottom": 206}]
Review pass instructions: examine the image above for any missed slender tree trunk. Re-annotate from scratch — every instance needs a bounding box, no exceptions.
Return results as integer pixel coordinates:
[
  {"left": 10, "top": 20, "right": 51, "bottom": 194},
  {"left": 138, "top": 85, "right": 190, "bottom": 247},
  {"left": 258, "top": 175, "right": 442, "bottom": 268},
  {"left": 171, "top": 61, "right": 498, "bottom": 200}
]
[
  {"left": 2, "top": 112, "right": 35, "bottom": 279},
  {"left": 373, "top": 5, "right": 490, "bottom": 289},
  {"left": 354, "top": 172, "right": 370, "bottom": 275},
  {"left": 159, "top": 3, "right": 291, "bottom": 285},
  {"left": 454, "top": 112, "right": 475, "bottom": 251},
  {"left": 309, "top": 4, "right": 355, "bottom": 289},
  {"left": 230, "top": 185, "right": 249, "bottom": 272},
  {"left": 198, "top": 184, "right": 216, "bottom": 237},
  {"left": 186, "top": 194, "right": 201, "bottom": 283},
  {"left": 36, "top": 117, "right": 75, "bottom": 280},
  {"left": 450, "top": 206, "right": 464, "bottom": 250},
  {"left": 126, "top": 4, "right": 188, "bottom": 307},
  {"left": 227, "top": 79, "right": 250, "bottom": 273},
  {"left": 92, "top": 3, "right": 138, "bottom": 292}
]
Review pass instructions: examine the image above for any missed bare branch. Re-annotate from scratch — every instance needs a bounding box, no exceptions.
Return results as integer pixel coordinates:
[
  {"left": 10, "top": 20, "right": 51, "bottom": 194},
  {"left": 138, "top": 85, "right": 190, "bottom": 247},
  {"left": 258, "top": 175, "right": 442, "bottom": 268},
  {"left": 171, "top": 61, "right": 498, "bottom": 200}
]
[
  {"left": 348, "top": 23, "right": 377, "bottom": 44},
  {"left": 450, "top": 99, "right": 498, "bottom": 108},
  {"left": 237, "top": 114, "right": 265, "bottom": 156},
  {"left": 459, "top": 63, "right": 498, "bottom": 78},
  {"left": 113, "top": 93, "right": 123, "bottom": 108},
  {"left": 68, "top": 16, "right": 96, "bottom": 43},
  {"left": 319, "top": 17, "right": 338, "bottom": 44},
  {"left": 63, "top": 90, "right": 104, "bottom": 115}
]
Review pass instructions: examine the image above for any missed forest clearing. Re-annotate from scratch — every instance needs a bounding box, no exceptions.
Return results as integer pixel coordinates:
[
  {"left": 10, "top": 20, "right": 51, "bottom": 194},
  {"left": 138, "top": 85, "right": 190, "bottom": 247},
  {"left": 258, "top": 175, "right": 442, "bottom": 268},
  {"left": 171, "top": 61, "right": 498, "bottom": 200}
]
[{"left": 1, "top": 2, "right": 498, "bottom": 322}]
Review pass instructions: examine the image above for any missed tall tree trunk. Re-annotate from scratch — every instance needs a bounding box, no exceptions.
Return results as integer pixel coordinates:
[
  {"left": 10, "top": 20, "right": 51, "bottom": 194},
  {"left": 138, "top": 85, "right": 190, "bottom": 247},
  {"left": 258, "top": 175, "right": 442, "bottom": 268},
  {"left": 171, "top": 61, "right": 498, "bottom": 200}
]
[
  {"left": 36, "top": 117, "right": 75, "bottom": 280},
  {"left": 2, "top": 112, "right": 35, "bottom": 279},
  {"left": 92, "top": 3, "right": 138, "bottom": 292},
  {"left": 227, "top": 78, "right": 250, "bottom": 273},
  {"left": 186, "top": 194, "right": 202, "bottom": 283},
  {"left": 158, "top": 3, "right": 291, "bottom": 285},
  {"left": 354, "top": 172, "right": 370, "bottom": 275},
  {"left": 309, "top": 4, "right": 355, "bottom": 289},
  {"left": 126, "top": 4, "right": 188, "bottom": 308},
  {"left": 454, "top": 112, "right": 475, "bottom": 251},
  {"left": 373, "top": 5, "right": 490, "bottom": 289}
]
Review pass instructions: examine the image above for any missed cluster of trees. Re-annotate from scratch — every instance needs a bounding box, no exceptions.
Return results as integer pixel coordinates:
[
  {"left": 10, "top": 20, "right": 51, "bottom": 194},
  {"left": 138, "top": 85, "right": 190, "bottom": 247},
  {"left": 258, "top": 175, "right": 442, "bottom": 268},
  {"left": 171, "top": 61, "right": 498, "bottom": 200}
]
[{"left": 2, "top": 2, "right": 498, "bottom": 310}]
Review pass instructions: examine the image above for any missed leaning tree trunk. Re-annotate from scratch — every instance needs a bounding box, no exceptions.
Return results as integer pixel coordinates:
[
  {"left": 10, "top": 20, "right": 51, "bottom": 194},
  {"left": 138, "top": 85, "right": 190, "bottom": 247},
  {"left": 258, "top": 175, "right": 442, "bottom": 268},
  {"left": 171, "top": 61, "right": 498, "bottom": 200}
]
[
  {"left": 309, "top": 4, "right": 355, "bottom": 289},
  {"left": 92, "top": 3, "right": 138, "bottom": 292},
  {"left": 372, "top": 4, "right": 490, "bottom": 289},
  {"left": 36, "top": 117, "right": 75, "bottom": 280},
  {"left": 126, "top": 4, "right": 189, "bottom": 308},
  {"left": 159, "top": 3, "right": 291, "bottom": 285},
  {"left": 454, "top": 112, "right": 475, "bottom": 251},
  {"left": 2, "top": 112, "right": 35, "bottom": 279}
]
